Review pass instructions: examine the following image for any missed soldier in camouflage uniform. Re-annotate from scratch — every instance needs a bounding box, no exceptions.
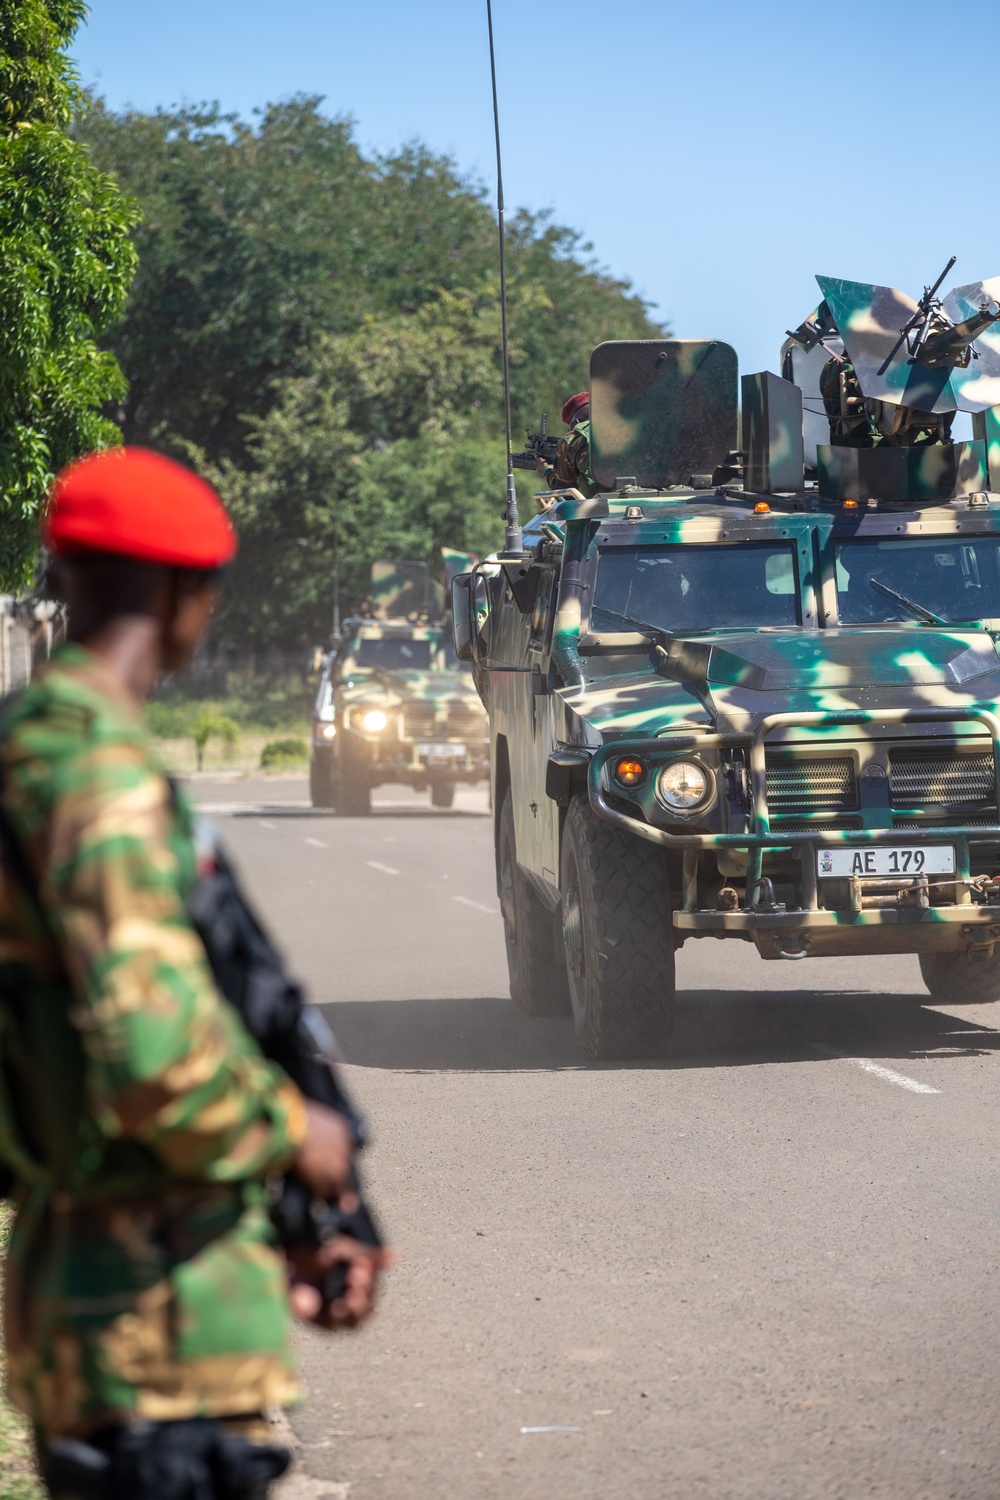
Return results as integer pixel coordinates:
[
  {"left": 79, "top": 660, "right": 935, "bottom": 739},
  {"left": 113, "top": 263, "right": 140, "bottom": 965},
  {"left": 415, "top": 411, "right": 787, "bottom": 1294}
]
[
  {"left": 0, "top": 449, "right": 383, "bottom": 1497},
  {"left": 539, "top": 391, "right": 599, "bottom": 498}
]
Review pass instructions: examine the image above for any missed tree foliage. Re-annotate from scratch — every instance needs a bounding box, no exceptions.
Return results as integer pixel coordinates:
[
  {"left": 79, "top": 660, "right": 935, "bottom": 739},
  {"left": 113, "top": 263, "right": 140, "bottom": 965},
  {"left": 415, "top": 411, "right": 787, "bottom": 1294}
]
[
  {"left": 78, "top": 96, "right": 667, "bottom": 647},
  {"left": 0, "top": 2, "right": 137, "bottom": 587}
]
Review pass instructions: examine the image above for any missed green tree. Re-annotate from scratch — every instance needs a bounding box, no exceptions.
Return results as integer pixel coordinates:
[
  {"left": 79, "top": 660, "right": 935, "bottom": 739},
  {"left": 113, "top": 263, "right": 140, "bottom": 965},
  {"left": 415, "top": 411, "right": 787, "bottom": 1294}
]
[
  {"left": 77, "top": 96, "right": 370, "bottom": 465},
  {"left": 207, "top": 285, "right": 555, "bottom": 649},
  {"left": 78, "top": 94, "right": 667, "bottom": 649},
  {"left": 0, "top": 2, "right": 137, "bottom": 587},
  {"left": 78, "top": 98, "right": 663, "bottom": 465}
]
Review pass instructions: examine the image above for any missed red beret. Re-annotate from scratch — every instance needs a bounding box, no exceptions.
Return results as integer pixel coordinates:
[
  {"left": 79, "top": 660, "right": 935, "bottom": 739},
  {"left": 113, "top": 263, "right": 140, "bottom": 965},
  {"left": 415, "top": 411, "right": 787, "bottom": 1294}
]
[
  {"left": 561, "top": 390, "right": 589, "bottom": 425},
  {"left": 44, "top": 447, "right": 237, "bottom": 568}
]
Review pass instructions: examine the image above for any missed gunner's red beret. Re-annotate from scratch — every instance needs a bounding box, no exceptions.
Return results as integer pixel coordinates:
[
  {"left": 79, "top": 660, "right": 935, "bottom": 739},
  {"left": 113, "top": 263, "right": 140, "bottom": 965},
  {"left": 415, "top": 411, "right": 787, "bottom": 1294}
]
[
  {"left": 44, "top": 447, "right": 237, "bottom": 568},
  {"left": 561, "top": 390, "right": 589, "bottom": 425}
]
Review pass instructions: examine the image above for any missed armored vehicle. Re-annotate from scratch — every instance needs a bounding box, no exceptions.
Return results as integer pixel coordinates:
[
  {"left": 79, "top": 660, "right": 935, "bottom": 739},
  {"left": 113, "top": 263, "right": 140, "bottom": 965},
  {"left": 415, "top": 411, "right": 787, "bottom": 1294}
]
[
  {"left": 454, "top": 270, "right": 1000, "bottom": 1058},
  {"left": 311, "top": 562, "right": 488, "bottom": 814}
]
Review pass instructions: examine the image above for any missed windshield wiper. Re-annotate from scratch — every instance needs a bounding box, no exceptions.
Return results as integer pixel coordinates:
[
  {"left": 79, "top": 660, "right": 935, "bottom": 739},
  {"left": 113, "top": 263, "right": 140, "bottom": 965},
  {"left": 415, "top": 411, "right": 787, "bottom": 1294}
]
[
  {"left": 590, "top": 605, "right": 670, "bottom": 643},
  {"left": 868, "top": 577, "right": 950, "bottom": 626}
]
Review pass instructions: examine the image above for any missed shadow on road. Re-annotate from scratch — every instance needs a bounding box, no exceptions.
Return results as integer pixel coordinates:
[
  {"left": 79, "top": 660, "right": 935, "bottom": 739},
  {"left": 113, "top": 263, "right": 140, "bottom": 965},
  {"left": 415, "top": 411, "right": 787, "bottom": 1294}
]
[{"left": 323, "top": 989, "right": 1000, "bottom": 1074}]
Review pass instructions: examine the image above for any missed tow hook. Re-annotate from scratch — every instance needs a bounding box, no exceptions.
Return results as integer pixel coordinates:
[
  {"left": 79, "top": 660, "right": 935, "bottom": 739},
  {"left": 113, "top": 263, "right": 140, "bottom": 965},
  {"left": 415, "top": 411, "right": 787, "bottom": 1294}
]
[{"left": 777, "top": 934, "right": 810, "bottom": 960}]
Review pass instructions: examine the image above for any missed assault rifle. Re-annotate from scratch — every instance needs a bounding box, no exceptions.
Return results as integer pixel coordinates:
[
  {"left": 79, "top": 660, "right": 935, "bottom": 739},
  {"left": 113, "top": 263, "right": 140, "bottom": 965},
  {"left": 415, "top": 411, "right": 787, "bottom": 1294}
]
[
  {"left": 511, "top": 412, "right": 560, "bottom": 470},
  {"left": 187, "top": 830, "right": 382, "bottom": 1305}
]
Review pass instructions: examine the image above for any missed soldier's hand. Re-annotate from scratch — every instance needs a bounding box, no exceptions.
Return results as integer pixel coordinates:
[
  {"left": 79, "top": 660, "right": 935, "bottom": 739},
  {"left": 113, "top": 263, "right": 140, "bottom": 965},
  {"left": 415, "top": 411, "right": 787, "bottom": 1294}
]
[
  {"left": 293, "top": 1102, "right": 354, "bottom": 1200},
  {"left": 535, "top": 455, "right": 548, "bottom": 474},
  {"left": 287, "top": 1238, "right": 393, "bottom": 1329}
]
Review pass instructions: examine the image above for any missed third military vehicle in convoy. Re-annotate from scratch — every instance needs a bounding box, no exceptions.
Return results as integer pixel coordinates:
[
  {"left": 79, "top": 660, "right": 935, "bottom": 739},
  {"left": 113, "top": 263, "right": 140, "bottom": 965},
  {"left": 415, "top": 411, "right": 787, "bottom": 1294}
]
[
  {"left": 454, "top": 266, "right": 1000, "bottom": 1057},
  {"left": 312, "top": 561, "right": 488, "bottom": 814}
]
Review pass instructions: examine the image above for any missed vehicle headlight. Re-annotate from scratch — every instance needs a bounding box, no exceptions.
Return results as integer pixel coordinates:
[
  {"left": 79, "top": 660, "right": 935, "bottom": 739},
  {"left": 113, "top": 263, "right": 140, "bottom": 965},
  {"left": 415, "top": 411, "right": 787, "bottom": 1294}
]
[
  {"left": 314, "top": 721, "right": 336, "bottom": 742},
  {"left": 360, "top": 709, "right": 388, "bottom": 733},
  {"left": 656, "top": 760, "right": 710, "bottom": 811}
]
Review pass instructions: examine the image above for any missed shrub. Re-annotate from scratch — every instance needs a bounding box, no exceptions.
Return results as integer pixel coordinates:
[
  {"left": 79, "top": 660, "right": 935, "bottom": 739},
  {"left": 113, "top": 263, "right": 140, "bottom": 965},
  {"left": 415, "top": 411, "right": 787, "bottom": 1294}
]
[{"left": 260, "top": 738, "right": 308, "bottom": 771}]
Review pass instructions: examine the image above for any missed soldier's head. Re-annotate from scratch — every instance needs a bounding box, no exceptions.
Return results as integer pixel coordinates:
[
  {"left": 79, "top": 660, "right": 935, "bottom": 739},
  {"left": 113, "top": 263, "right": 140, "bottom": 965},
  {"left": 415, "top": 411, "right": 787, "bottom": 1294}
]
[
  {"left": 44, "top": 448, "right": 237, "bottom": 686},
  {"left": 561, "top": 391, "right": 590, "bottom": 427}
]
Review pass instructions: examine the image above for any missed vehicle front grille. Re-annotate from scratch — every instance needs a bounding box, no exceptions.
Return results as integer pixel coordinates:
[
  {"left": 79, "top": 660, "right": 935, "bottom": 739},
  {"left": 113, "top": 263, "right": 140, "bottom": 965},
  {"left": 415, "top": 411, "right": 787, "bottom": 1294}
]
[
  {"left": 893, "top": 816, "right": 996, "bottom": 828},
  {"left": 765, "top": 753, "right": 858, "bottom": 824},
  {"left": 889, "top": 747, "right": 996, "bottom": 808},
  {"left": 402, "top": 703, "right": 436, "bottom": 738},
  {"left": 400, "top": 702, "right": 486, "bottom": 740},
  {"left": 445, "top": 705, "right": 486, "bottom": 739},
  {"left": 768, "top": 816, "right": 864, "bottom": 832}
]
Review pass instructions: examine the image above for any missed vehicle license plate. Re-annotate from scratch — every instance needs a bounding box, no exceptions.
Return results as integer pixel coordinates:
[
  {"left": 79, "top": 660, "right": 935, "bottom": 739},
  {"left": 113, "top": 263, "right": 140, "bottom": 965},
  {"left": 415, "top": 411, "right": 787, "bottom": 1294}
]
[
  {"left": 816, "top": 845, "right": 955, "bottom": 878},
  {"left": 419, "top": 742, "right": 466, "bottom": 761}
]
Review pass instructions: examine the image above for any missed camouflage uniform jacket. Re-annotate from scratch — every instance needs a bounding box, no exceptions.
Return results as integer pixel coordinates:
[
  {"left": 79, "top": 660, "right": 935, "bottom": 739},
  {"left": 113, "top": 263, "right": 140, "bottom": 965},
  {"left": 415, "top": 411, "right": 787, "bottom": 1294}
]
[
  {"left": 0, "top": 645, "right": 307, "bottom": 1438},
  {"left": 544, "top": 419, "right": 599, "bottom": 498}
]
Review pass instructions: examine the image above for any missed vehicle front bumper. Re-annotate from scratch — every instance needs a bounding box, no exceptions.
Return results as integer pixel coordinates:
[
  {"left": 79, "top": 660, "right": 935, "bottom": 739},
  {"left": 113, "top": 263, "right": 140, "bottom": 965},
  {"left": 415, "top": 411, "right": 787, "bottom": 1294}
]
[
  {"left": 583, "top": 706, "right": 1000, "bottom": 958},
  {"left": 326, "top": 732, "right": 490, "bottom": 781}
]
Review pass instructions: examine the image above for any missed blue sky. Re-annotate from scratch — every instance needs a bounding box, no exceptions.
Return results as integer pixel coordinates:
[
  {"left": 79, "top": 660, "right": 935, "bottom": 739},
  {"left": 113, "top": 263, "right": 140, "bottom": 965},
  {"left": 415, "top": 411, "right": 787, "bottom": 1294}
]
[{"left": 72, "top": 0, "right": 999, "bottom": 381}]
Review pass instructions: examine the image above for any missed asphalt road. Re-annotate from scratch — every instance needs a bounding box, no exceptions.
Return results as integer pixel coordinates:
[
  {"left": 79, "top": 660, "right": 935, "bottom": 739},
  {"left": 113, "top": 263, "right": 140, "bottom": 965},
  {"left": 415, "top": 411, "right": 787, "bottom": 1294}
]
[{"left": 193, "top": 776, "right": 1000, "bottom": 1500}]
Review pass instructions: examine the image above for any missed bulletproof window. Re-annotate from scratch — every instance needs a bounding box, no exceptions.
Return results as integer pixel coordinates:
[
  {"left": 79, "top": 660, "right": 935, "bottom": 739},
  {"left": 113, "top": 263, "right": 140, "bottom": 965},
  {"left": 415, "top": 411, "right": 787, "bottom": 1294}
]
[
  {"left": 835, "top": 537, "right": 1000, "bottom": 623},
  {"left": 591, "top": 543, "right": 800, "bottom": 634},
  {"left": 353, "top": 638, "right": 433, "bottom": 670},
  {"left": 530, "top": 570, "right": 556, "bottom": 645}
]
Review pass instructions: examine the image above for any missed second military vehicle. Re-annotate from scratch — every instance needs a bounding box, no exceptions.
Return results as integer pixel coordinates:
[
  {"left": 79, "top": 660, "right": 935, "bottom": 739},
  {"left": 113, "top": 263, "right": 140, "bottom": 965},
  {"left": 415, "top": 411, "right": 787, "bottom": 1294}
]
[
  {"left": 311, "top": 561, "right": 488, "bottom": 814},
  {"left": 455, "top": 267, "right": 1000, "bottom": 1058}
]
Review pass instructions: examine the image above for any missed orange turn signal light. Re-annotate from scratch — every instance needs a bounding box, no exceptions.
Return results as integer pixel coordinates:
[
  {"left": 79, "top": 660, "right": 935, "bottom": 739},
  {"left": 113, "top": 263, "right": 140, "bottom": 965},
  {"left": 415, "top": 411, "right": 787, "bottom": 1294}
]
[
  {"left": 753, "top": 501, "right": 770, "bottom": 513},
  {"left": 614, "top": 756, "right": 646, "bottom": 788},
  {"left": 843, "top": 498, "right": 858, "bottom": 509}
]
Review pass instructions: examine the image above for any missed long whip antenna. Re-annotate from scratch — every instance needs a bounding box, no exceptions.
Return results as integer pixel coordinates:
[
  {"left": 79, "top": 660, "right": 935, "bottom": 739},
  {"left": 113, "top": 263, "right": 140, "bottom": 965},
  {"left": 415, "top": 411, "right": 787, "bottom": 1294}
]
[{"left": 486, "top": 0, "right": 523, "bottom": 557}]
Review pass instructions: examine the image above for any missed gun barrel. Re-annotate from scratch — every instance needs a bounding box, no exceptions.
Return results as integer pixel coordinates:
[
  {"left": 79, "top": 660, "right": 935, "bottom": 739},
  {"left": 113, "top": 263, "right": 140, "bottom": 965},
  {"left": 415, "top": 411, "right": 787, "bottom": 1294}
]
[
  {"left": 917, "top": 304, "right": 1000, "bottom": 366},
  {"left": 924, "top": 255, "right": 958, "bottom": 304}
]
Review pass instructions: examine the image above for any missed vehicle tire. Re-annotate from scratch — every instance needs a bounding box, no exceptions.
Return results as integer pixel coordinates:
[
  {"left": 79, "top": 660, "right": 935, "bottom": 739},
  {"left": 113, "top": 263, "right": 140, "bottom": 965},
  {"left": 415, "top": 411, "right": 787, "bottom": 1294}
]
[
  {"left": 331, "top": 742, "right": 372, "bottom": 816},
  {"left": 560, "top": 794, "right": 675, "bottom": 1059},
  {"left": 431, "top": 782, "right": 455, "bottom": 810},
  {"left": 919, "top": 947, "right": 1000, "bottom": 1004},
  {"left": 332, "top": 771, "right": 372, "bottom": 816},
  {"left": 498, "top": 791, "right": 571, "bottom": 1016},
  {"left": 309, "top": 757, "right": 335, "bottom": 809}
]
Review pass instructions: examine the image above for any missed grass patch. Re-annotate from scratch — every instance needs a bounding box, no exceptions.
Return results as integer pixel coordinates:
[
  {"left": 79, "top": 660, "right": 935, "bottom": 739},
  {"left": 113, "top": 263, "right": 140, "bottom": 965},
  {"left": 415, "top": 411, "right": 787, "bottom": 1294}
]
[{"left": 0, "top": 1207, "right": 43, "bottom": 1499}]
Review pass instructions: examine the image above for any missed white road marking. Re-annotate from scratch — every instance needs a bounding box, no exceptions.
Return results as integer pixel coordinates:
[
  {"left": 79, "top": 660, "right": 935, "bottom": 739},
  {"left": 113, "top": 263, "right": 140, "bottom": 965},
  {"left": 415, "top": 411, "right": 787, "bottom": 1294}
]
[
  {"left": 259, "top": 820, "right": 277, "bottom": 830},
  {"left": 367, "top": 861, "right": 399, "bottom": 876},
  {"left": 813, "top": 1044, "right": 940, "bottom": 1094},
  {"left": 453, "top": 896, "right": 497, "bottom": 915},
  {"left": 520, "top": 1426, "right": 581, "bottom": 1434},
  {"left": 304, "top": 837, "right": 327, "bottom": 848}
]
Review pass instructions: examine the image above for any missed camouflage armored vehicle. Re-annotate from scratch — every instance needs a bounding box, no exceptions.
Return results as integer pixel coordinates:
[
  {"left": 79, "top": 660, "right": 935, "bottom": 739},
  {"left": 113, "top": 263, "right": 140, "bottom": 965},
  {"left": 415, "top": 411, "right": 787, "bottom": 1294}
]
[
  {"left": 454, "top": 268, "right": 1000, "bottom": 1058},
  {"left": 311, "top": 561, "right": 488, "bottom": 813}
]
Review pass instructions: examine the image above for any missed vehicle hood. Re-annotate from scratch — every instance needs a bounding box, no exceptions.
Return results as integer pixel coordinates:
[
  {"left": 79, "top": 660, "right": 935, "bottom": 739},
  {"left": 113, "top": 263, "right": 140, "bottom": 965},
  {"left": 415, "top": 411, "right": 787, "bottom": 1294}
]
[{"left": 563, "top": 628, "right": 1000, "bottom": 741}]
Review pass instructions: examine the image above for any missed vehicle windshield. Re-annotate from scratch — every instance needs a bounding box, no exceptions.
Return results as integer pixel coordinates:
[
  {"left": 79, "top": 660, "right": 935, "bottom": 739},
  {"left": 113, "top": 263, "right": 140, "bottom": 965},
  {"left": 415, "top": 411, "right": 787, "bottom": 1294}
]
[
  {"left": 835, "top": 537, "right": 1000, "bottom": 623},
  {"left": 353, "top": 638, "right": 433, "bottom": 671},
  {"left": 591, "top": 543, "right": 800, "bottom": 634}
]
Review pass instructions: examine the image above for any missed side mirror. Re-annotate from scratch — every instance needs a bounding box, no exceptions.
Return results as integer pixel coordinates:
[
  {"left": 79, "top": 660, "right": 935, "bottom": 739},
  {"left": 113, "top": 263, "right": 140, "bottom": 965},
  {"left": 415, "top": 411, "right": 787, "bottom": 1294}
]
[
  {"left": 451, "top": 569, "right": 500, "bottom": 661},
  {"left": 451, "top": 573, "right": 478, "bottom": 660}
]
